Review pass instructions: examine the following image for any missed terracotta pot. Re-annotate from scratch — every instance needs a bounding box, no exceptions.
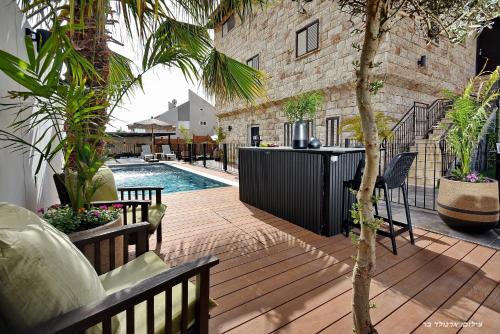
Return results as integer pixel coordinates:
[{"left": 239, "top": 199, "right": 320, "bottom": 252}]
[
  {"left": 437, "top": 177, "right": 499, "bottom": 231},
  {"left": 69, "top": 217, "right": 124, "bottom": 273}
]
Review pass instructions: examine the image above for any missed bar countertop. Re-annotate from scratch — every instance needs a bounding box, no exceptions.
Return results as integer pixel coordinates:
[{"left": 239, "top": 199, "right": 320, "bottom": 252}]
[{"left": 239, "top": 146, "right": 365, "bottom": 155}]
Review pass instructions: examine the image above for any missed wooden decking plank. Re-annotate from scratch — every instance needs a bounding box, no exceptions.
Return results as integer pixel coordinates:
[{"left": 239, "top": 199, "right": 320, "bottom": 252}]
[
  {"left": 412, "top": 251, "right": 500, "bottom": 334},
  {"left": 319, "top": 239, "right": 475, "bottom": 334},
  {"left": 159, "top": 223, "right": 306, "bottom": 257},
  {"left": 210, "top": 232, "right": 430, "bottom": 333},
  {"left": 211, "top": 237, "right": 355, "bottom": 298},
  {"left": 162, "top": 218, "right": 300, "bottom": 243},
  {"left": 208, "top": 234, "right": 332, "bottom": 274},
  {"left": 164, "top": 229, "right": 322, "bottom": 265},
  {"left": 156, "top": 186, "right": 499, "bottom": 334},
  {"left": 459, "top": 266, "right": 500, "bottom": 333},
  {"left": 375, "top": 245, "right": 495, "bottom": 333},
  {"left": 209, "top": 237, "right": 337, "bottom": 286},
  {"left": 226, "top": 232, "right": 448, "bottom": 334}
]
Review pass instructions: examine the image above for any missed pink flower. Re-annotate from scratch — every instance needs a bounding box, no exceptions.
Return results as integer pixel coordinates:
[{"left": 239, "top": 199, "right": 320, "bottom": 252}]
[
  {"left": 99, "top": 205, "right": 108, "bottom": 210},
  {"left": 93, "top": 211, "right": 101, "bottom": 217},
  {"left": 112, "top": 204, "right": 124, "bottom": 209},
  {"left": 465, "top": 172, "right": 479, "bottom": 183},
  {"left": 36, "top": 208, "right": 44, "bottom": 214}
]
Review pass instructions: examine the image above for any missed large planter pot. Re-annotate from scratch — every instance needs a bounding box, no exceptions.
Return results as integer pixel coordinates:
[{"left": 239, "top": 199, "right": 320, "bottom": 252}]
[
  {"left": 437, "top": 177, "right": 499, "bottom": 231},
  {"left": 292, "top": 121, "right": 308, "bottom": 149},
  {"left": 69, "top": 217, "right": 124, "bottom": 273}
]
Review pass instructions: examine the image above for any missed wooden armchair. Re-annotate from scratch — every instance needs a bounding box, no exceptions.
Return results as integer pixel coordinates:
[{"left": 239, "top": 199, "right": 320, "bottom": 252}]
[
  {"left": 116, "top": 186, "right": 165, "bottom": 243},
  {"left": 27, "top": 222, "right": 219, "bottom": 334}
]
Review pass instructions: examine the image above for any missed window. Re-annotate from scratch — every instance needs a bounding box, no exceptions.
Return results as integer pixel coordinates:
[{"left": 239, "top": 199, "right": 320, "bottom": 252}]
[
  {"left": 325, "top": 117, "right": 340, "bottom": 146},
  {"left": 284, "top": 120, "right": 314, "bottom": 146},
  {"left": 222, "top": 15, "right": 235, "bottom": 37},
  {"left": 246, "top": 54, "right": 259, "bottom": 69},
  {"left": 296, "top": 20, "right": 319, "bottom": 58},
  {"left": 200, "top": 121, "right": 207, "bottom": 126}
]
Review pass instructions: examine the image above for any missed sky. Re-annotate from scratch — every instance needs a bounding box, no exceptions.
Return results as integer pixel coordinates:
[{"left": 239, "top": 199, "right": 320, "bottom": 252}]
[{"left": 107, "top": 28, "right": 211, "bottom": 132}]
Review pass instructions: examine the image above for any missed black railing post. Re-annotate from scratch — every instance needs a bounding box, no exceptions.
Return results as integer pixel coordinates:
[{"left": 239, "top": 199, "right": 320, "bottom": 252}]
[
  {"left": 203, "top": 143, "right": 207, "bottom": 168},
  {"left": 223, "top": 143, "right": 228, "bottom": 172}
]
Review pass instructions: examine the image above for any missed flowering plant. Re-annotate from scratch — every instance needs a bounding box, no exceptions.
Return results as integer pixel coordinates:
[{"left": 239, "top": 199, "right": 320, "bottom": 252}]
[
  {"left": 450, "top": 170, "right": 489, "bottom": 183},
  {"left": 40, "top": 204, "right": 122, "bottom": 234}
]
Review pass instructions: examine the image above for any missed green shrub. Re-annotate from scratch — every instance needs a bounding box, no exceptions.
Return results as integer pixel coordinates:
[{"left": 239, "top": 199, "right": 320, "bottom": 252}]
[{"left": 282, "top": 92, "right": 324, "bottom": 122}]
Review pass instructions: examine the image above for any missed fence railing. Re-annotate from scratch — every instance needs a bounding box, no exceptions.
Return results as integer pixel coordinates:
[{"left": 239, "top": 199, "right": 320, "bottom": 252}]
[
  {"left": 188, "top": 143, "right": 243, "bottom": 174},
  {"left": 106, "top": 143, "right": 142, "bottom": 157}
]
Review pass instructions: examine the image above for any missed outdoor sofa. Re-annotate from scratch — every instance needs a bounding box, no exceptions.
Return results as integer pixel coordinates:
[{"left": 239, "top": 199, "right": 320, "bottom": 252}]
[{"left": 0, "top": 203, "right": 218, "bottom": 333}]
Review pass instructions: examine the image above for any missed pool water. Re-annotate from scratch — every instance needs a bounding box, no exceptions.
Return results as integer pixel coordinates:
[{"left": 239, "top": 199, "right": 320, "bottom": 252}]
[{"left": 111, "top": 164, "right": 228, "bottom": 194}]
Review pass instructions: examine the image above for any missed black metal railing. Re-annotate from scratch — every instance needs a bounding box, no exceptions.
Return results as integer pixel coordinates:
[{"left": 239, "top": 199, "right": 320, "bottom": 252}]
[
  {"left": 189, "top": 143, "right": 243, "bottom": 174},
  {"left": 382, "top": 100, "right": 452, "bottom": 167}
]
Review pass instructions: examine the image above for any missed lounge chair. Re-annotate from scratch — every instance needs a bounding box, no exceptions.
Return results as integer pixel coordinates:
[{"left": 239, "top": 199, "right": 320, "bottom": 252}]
[
  {"left": 158, "top": 144, "right": 177, "bottom": 160},
  {"left": 0, "top": 203, "right": 218, "bottom": 334},
  {"left": 140, "top": 144, "right": 154, "bottom": 161},
  {"left": 53, "top": 166, "right": 167, "bottom": 243}
]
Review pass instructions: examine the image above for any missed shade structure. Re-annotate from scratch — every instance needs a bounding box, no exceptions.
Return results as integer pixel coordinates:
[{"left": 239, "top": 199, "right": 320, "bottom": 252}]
[{"left": 128, "top": 117, "right": 176, "bottom": 152}]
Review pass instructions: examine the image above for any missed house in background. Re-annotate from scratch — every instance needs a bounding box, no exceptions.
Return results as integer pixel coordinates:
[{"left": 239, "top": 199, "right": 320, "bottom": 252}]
[
  {"left": 155, "top": 89, "right": 217, "bottom": 138},
  {"left": 213, "top": 1, "right": 499, "bottom": 146}
]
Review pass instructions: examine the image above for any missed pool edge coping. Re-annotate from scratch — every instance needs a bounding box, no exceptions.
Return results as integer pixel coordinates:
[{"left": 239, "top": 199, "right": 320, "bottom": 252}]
[{"left": 163, "top": 162, "right": 239, "bottom": 187}]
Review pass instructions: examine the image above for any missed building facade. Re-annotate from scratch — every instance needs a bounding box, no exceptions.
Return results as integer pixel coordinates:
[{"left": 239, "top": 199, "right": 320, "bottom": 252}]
[
  {"left": 155, "top": 89, "right": 217, "bottom": 138},
  {"left": 213, "top": 0, "right": 479, "bottom": 146}
]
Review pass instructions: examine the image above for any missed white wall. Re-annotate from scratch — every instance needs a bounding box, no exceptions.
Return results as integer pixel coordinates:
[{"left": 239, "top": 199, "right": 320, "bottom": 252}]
[{"left": 0, "top": 0, "right": 59, "bottom": 211}]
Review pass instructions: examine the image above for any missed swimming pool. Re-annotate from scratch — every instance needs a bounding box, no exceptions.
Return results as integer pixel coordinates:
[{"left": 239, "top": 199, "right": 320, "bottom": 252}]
[{"left": 111, "top": 164, "right": 228, "bottom": 194}]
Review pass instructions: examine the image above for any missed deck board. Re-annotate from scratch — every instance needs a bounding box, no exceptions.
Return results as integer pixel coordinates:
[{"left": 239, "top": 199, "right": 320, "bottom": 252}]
[{"left": 154, "top": 186, "right": 500, "bottom": 334}]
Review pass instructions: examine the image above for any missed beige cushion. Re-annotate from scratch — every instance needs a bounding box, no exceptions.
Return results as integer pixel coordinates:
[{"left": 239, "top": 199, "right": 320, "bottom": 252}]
[
  {"left": 0, "top": 203, "right": 106, "bottom": 332},
  {"left": 126, "top": 204, "right": 167, "bottom": 231},
  {"left": 100, "top": 252, "right": 207, "bottom": 334},
  {"left": 91, "top": 166, "right": 119, "bottom": 201}
]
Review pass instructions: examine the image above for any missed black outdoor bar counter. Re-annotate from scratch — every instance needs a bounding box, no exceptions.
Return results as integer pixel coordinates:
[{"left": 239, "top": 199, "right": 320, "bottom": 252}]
[{"left": 239, "top": 146, "right": 365, "bottom": 236}]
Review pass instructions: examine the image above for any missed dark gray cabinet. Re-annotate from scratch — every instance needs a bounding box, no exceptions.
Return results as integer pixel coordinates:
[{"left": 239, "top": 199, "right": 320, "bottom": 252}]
[{"left": 239, "top": 147, "right": 364, "bottom": 236}]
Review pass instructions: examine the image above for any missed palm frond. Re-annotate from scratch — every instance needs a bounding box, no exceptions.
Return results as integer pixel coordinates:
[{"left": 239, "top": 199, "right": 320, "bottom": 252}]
[{"left": 201, "top": 48, "right": 266, "bottom": 104}]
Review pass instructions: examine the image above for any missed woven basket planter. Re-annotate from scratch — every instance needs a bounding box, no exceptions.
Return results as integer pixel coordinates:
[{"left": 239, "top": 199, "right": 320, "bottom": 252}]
[{"left": 437, "top": 177, "right": 499, "bottom": 231}]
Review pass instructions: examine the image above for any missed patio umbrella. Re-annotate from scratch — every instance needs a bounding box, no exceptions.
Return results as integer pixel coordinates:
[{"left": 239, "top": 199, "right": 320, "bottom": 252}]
[{"left": 128, "top": 117, "right": 176, "bottom": 152}]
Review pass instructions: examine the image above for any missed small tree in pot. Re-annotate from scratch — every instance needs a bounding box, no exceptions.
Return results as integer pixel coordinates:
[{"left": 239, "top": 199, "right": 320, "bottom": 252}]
[
  {"left": 179, "top": 124, "right": 193, "bottom": 161},
  {"left": 437, "top": 67, "right": 500, "bottom": 231},
  {"left": 282, "top": 92, "right": 323, "bottom": 149},
  {"left": 212, "top": 126, "right": 227, "bottom": 161}
]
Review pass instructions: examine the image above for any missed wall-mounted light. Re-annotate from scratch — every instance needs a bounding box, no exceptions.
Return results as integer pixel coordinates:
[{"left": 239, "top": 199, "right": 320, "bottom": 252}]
[
  {"left": 417, "top": 55, "right": 427, "bottom": 67},
  {"left": 25, "top": 28, "right": 52, "bottom": 52},
  {"left": 228, "top": 125, "right": 233, "bottom": 132}
]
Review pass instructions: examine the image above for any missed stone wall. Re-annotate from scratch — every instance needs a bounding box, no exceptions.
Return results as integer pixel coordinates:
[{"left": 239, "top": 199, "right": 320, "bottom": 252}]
[{"left": 214, "top": 0, "right": 476, "bottom": 144}]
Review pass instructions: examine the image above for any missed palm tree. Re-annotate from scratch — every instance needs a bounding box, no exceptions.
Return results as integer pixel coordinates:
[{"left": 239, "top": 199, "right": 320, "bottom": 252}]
[{"left": 18, "top": 0, "right": 265, "bottom": 148}]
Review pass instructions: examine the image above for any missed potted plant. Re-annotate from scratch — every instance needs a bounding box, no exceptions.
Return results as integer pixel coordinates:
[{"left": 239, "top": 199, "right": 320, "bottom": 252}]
[
  {"left": 282, "top": 92, "right": 324, "bottom": 149},
  {"left": 212, "top": 126, "right": 226, "bottom": 161},
  {"left": 437, "top": 67, "right": 500, "bottom": 231},
  {"left": 179, "top": 124, "right": 193, "bottom": 161},
  {"left": 0, "top": 30, "right": 125, "bottom": 270},
  {"left": 340, "top": 112, "right": 396, "bottom": 147}
]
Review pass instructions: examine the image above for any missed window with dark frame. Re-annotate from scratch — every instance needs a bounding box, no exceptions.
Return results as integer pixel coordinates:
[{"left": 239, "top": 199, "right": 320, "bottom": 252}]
[
  {"left": 284, "top": 120, "right": 314, "bottom": 146},
  {"left": 296, "top": 20, "right": 319, "bottom": 58},
  {"left": 246, "top": 54, "right": 259, "bottom": 69},
  {"left": 325, "top": 117, "right": 340, "bottom": 146},
  {"left": 222, "top": 15, "right": 235, "bottom": 37}
]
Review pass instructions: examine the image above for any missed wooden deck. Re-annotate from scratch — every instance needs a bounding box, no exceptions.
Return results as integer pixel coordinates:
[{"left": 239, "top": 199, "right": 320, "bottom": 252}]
[{"left": 154, "top": 186, "right": 500, "bottom": 334}]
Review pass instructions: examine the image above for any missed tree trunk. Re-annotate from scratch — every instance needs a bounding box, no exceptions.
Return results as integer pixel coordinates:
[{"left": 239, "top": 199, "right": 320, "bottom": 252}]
[
  {"left": 352, "top": 0, "right": 385, "bottom": 333},
  {"left": 69, "top": 3, "right": 110, "bottom": 154}
]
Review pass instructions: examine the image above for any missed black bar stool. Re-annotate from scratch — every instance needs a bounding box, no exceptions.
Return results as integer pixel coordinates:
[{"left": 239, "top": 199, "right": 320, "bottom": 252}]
[{"left": 342, "top": 152, "right": 417, "bottom": 254}]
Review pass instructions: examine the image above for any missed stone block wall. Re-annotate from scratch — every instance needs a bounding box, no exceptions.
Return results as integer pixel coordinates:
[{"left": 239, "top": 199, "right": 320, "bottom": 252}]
[{"left": 214, "top": 0, "right": 476, "bottom": 145}]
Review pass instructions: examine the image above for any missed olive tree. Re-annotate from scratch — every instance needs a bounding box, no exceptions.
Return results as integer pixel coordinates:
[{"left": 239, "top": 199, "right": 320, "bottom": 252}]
[{"left": 327, "top": 1, "right": 500, "bottom": 332}]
